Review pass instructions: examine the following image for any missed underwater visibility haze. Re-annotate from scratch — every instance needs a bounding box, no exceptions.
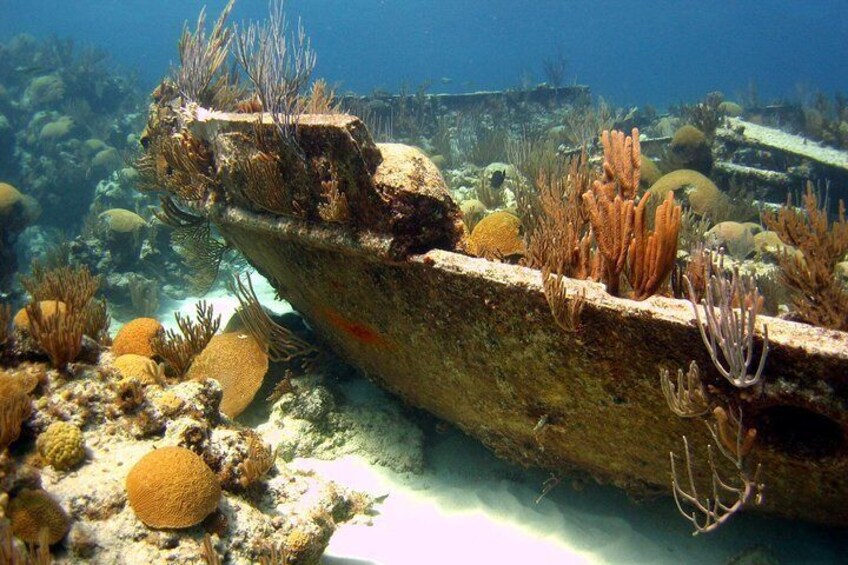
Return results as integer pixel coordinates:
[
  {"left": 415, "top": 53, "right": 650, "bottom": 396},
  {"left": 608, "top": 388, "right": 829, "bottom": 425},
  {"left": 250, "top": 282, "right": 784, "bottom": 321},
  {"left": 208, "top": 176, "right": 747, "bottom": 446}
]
[{"left": 1, "top": 1, "right": 848, "bottom": 564}]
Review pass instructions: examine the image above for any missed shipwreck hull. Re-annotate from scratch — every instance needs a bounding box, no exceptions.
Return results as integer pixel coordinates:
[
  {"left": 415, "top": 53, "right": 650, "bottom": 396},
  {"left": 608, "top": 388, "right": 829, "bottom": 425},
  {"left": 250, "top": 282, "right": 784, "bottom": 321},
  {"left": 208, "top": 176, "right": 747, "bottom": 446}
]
[
  {"left": 141, "top": 97, "right": 848, "bottom": 527},
  {"left": 212, "top": 205, "right": 848, "bottom": 527}
]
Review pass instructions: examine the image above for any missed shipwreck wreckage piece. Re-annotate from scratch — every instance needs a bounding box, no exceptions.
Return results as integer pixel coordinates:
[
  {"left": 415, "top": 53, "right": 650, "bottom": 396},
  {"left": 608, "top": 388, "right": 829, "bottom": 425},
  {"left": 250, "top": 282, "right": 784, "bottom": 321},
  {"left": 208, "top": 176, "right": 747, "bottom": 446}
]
[
  {"left": 142, "top": 93, "right": 848, "bottom": 527},
  {"left": 713, "top": 117, "right": 848, "bottom": 199}
]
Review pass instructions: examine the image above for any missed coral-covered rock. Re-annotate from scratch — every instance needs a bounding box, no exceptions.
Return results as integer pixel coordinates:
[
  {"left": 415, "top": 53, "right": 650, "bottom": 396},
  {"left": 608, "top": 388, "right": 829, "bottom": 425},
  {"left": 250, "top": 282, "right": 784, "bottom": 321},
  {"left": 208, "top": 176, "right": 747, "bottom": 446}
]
[{"left": 125, "top": 446, "right": 221, "bottom": 529}]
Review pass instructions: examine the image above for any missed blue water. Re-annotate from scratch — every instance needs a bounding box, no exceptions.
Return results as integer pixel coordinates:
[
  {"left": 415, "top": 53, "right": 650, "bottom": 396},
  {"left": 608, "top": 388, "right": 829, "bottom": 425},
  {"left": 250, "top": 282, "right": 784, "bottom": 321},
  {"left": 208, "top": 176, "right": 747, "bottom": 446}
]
[{"left": 2, "top": 0, "right": 847, "bottom": 106}]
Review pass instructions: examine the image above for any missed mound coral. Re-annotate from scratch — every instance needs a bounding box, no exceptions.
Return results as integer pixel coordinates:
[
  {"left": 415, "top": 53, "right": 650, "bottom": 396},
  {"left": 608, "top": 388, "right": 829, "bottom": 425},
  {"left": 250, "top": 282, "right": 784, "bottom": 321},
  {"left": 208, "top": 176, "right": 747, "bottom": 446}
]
[
  {"left": 8, "top": 488, "right": 71, "bottom": 544},
  {"left": 125, "top": 446, "right": 221, "bottom": 529},
  {"left": 38, "top": 115, "right": 74, "bottom": 142},
  {"left": 468, "top": 211, "right": 525, "bottom": 260},
  {"left": 639, "top": 155, "right": 663, "bottom": 188},
  {"left": 186, "top": 332, "right": 269, "bottom": 418},
  {"left": 669, "top": 125, "right": 712, "bottom": 174},
  {"left": 36, "top": 421, "right": 86, "bottom": 470},
  {"left": 649, "top": 169, "right": 722, "bottom": 217},
  {"left": 112, "top": 354, "right": 161, "bottom": 385},
  {"left": 0, "top": 182, "right": 23, "bottom": 218},
  {"left": 705, "top": 221, "right": 755, "bottom": 259},
  {"left": 98, "top": 208, "right": 146, "bottom": 234},
  {"left": 0, "top": 371, "right": 33, "bottom": 450},
  {"left": 12, "top": 300, "right": 67, "bottom": 330},
  {"left": 112, "top": 318, "right": 163, "bottom": 357}
]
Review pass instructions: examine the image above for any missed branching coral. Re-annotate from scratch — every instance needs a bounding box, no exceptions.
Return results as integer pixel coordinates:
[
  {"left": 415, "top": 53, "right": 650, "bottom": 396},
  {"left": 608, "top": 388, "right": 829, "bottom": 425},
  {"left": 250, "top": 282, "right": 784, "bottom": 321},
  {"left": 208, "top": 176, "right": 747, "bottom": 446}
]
[
  {"left": 229, "top": 273, "right": 316, "bottom": 363},
  {"left": 685, "top": 253, "right": 769, "bottom": 389},
  {"left": 582, "top": 128, "right": 642, "bottom": 296},
  {"left": 19, "top": 262, "right": 99, "bottom": 311},
  {"left": 25, "top": 300, "right": 86, "bottom": 371},
  {"left": 0, "top": 304, "right": 10, "bottom": 346},
  {"left": 659, "top": 362, "right": 764, "bottom": 535},
  {"left": 173, "top": 0, "right": 238, "bottom": 108},
  {"left": 762, "top": 182, "right": 848, "bottom": 330},
  {"left": 233, "top": 0, "right": 316, "bottom": 145},
  {"left": 628, "top": 191, "right": 682, "bottom": 300},
  {"left": 151, "top": 301, "right": 221, "bottom": 378}
]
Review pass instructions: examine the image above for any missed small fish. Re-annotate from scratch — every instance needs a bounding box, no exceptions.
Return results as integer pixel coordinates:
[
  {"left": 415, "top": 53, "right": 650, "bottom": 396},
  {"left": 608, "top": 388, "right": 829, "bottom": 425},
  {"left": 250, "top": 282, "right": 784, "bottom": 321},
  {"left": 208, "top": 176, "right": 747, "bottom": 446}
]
[{"left": 14, "top": 65, "right": 47, "bottom": 75}]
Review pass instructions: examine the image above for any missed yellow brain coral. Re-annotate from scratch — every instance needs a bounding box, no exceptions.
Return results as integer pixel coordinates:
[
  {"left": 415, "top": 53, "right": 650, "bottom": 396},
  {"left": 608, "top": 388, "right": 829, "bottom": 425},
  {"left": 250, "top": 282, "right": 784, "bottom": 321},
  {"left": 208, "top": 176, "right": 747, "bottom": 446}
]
[
  {"left": 126, "top": 446, "right": 221, "bottom": 529},
  {"left": 8, "top": 488, "right": 71, "bottom": 544},
  {"left": 468, "top": 211, "right": 525, "bottom": 259},
  {"left": 13, "top": 300, "right": 67, "bottom": 330},
  {"left": 112, "top": 354, "right": 160, "bottom": 385},
  {"left": 0, "top": 181, "right": 23, "bottom": 218},
  {"left": 186, "top": 332, "right": 269, "bottom": 418},
  {"left": 36, "top": 421, "right": 85, "bottom": 470},
  {"left": 112, "top": 318, "right": 163, "bottom": 358}
]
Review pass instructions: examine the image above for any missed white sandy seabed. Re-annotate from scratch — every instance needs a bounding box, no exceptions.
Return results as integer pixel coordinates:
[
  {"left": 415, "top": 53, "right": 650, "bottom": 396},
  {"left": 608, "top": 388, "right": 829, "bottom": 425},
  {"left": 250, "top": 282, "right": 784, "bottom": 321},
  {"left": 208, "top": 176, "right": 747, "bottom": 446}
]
[{"left": 157, "top": 274, "right": 847, "bottom": 565}]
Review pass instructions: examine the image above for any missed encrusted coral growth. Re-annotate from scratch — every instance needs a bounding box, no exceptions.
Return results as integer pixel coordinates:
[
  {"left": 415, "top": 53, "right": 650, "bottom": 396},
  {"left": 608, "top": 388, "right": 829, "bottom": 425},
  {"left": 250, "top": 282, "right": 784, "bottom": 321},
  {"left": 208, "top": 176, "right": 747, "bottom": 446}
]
[{"left": 762, "top": 182, "right": 848, "bottom": 330}]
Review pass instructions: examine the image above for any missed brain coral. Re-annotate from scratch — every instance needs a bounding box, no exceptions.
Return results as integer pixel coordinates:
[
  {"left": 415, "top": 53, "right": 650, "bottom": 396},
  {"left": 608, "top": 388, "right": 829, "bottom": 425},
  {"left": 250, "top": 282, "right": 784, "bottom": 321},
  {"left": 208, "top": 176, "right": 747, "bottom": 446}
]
[
  {"left": 36, "top": 421, "right": 85, "bottom": 470},
  {"left": 99, "top": 208, "right": 146, "bottom": 233},
  {"left": 13, "top": 300, "right": 67, "bottom": 330},
  {"left": 649, "top": 169, "right": 722, "bottom": 217},
  {"left": 670, "top": 125, "right": 712, "bottom": 174},
  {"left": 468, "top": 211, "right": 525, "bottom": 259},
  {"left": 0, "top": 182, "right": 23, "bottom": 218},
  {"left": 112, "top": 318, "right": 163, "bottom": 357},
  {"left": 112, "top": 354, "right": 160, "bottom": 385},
  {"left": 0, "top": 371, "right": 33, "bottom": 450},
  {"left": 8, "top": 488, "right": 71, "bottom": 544},
  {"left": 186, "top": 332, "right": 269, "bottom": 418},
  {"left": 126, "top": 446, "right": 221, "bottom": 529}
]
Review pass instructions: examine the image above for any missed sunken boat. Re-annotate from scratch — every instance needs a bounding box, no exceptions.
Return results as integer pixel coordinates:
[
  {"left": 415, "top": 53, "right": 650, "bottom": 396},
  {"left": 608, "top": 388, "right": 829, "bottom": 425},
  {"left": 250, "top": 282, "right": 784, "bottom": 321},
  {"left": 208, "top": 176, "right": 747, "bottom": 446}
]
[{"left": 138, "top": 83, "right": 848, "bottom": 529}]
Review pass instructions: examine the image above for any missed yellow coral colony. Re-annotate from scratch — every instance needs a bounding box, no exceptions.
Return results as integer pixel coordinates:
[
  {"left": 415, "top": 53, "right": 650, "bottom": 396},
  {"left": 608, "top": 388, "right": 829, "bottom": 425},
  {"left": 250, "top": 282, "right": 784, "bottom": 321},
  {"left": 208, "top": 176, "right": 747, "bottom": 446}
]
[{"left": 125, "top": 446, "right": 221, "bottom": 529}]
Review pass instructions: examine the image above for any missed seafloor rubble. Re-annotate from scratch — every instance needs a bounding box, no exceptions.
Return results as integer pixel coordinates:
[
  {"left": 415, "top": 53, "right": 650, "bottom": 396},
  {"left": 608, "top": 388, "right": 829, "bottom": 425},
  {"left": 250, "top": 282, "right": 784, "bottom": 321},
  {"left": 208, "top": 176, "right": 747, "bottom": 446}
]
[{"left": 1, "top": 293, "right": 431, "bottom": 562}]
